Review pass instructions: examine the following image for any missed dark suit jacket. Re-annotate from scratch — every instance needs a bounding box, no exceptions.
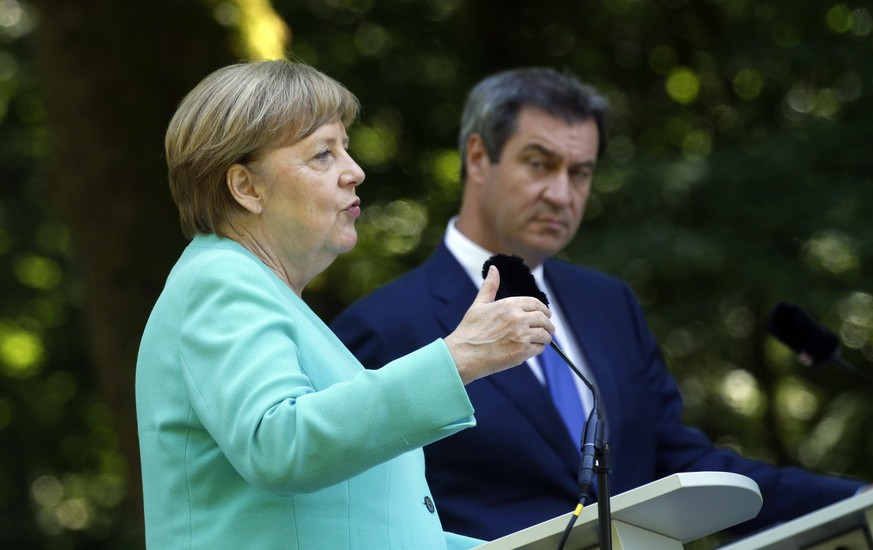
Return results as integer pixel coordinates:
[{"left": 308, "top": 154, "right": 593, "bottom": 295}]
[{"left": 331, "top": 240, "right": 863, "bottom": 541}]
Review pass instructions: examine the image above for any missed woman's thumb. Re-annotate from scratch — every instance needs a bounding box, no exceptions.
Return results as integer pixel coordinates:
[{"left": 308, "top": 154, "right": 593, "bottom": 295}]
[{"left": 475, "top": 265, "right": 500, "bottom": 304}]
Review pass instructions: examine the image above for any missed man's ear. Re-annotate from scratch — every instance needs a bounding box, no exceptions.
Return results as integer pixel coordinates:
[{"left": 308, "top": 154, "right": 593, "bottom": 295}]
[
  {"left": 465, "top": 133, "right": 491, "bottom": 186},
  {"left": 226, "top": 164, "right": 263, "bottom": 215}
]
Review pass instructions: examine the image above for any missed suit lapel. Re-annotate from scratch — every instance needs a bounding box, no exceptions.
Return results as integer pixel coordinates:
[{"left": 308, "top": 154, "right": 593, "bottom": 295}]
[
  {"left": 487, "top": 366, "right": 583, "bottom": 462},
  {"left": 424, "top": 242, "right": 479, "bottom": 336}
]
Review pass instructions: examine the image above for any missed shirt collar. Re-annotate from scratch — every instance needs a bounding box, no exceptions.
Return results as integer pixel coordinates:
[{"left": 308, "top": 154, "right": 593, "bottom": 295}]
[{"left": 444, "top": 217, "right": 547, "bottom": 293}]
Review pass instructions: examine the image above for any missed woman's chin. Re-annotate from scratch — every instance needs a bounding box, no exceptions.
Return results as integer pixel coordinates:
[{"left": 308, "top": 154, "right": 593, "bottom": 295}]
[{"left": 335, "top": 234, "right": 358, "bottom": 255}]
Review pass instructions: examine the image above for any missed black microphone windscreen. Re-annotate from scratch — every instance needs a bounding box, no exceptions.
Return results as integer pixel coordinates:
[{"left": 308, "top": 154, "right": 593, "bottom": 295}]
[
  {"left": 482, "top": 254, "right": 549, "bottom": 306},
  {"left": 767, "top": 302, "right": 840, "bottom": 365}
]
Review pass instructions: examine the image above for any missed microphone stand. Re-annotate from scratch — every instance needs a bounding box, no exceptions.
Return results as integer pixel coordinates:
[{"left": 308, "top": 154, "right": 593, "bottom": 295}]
[{"left": 550, "top": 342, "right": 612, "bottom": 550}]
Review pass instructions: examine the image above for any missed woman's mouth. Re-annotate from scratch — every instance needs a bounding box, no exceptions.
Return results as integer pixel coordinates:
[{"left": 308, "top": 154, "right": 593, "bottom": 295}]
[{"left": 344, "top": 200, "right": 362, "bottom": 218}]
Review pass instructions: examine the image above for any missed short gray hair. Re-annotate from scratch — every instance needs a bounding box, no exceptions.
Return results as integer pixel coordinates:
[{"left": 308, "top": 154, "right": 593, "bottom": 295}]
[
  {"left": 165, "top": 60, "right": 360, "bottom": 239},
  {"left": 458, "top": 67, "right": 608, "bottom": 180}
]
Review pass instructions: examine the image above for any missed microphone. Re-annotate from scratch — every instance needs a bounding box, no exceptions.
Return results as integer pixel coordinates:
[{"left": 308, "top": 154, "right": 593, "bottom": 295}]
[
  {"left": 767, "top": 302, "right": 840, "bottom": 367},
  {"left": 482, "top": 254, "right": 550, "bottom": 304},
  {"left": 482, "top": 254, "right": 612, "bottom": 549},
  {"left": 767, "top": 302, "right": 871, "bottom": 382}
]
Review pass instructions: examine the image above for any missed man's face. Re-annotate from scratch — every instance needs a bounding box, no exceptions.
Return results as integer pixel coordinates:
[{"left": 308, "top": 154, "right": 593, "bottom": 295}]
[{"left": 461, "top": 107, "right": 599, "bottom": 267}]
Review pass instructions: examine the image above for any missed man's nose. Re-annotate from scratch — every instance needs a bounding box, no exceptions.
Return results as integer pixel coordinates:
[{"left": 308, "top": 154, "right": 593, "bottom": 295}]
[{"left": 542, "top": 172, "right": 573, "bottom": 205}]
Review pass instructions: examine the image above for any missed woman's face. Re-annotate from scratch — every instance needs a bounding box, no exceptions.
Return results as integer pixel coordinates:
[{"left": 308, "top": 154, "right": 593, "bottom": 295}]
[{"left": 243, "top": 119, "right": 365, "bottom": 281}]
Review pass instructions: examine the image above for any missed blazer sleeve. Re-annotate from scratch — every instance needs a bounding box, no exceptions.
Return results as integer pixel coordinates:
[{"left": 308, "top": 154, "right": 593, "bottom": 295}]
[{"left": 177, "top": 255, "right": 475, "bottom": 494}]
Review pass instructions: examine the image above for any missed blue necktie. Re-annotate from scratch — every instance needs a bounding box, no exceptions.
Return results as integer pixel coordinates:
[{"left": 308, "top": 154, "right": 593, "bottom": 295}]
[{"left": 540, "top": 339, "right": 586, "bottom": 446}]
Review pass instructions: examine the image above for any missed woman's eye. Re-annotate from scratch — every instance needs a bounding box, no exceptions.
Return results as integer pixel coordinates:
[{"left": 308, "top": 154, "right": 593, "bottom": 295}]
[{"left": 314, "top": 149, "right": 332, "bottom": 161}]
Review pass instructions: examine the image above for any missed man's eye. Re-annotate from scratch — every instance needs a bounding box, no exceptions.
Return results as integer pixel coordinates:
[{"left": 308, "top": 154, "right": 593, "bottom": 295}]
[{"left": 570, "top": 169, "right": 592, "bottom": 181}]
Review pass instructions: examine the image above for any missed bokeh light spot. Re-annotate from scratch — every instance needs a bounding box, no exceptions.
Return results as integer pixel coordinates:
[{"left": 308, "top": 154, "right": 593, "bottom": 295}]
[{"left": 665, "top": 67, "right": 700, "bottom": 104}]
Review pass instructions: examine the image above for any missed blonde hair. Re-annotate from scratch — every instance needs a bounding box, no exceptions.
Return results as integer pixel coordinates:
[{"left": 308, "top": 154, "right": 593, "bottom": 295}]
[{"left": 165, "top": 60, "right": 360, "bottom": 239}]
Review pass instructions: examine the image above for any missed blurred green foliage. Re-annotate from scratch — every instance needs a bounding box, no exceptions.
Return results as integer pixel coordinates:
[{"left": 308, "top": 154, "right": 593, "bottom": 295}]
[
  {"left": 1, "top": 0, "right": 872, "bottom": 547},
  {"left": 0, "top": 2, "right": 119, "bottom": 546}
]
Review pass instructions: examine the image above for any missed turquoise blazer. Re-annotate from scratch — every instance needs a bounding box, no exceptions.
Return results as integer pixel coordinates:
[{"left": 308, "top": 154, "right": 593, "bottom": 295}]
[{"left": 136, "top": 234, "right": 483, "bottom": 549}]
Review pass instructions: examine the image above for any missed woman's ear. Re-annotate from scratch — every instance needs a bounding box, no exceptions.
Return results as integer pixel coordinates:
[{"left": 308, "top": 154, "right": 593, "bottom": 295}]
[{"left": 226, "top": 164, "right": 263, "bottom": 215}]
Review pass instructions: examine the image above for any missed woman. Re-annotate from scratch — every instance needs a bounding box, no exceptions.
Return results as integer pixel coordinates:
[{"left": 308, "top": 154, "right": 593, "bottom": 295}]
[{"left": 135, "top": 60, "right": 554, "bottom": 549}]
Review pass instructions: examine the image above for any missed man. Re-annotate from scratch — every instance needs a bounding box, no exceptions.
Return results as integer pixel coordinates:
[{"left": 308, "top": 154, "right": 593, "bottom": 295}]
[{"left": 331, "top": 67, "right": 864, "bottom": 541}]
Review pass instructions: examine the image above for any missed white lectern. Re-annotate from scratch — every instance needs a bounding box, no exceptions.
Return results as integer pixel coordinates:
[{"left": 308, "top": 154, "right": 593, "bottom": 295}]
[
  {"left": 719, "top": 488, "right": 873, "bottom": 550},
  {"left": 473, "top": 472, "right": 762, "bottom": 550}
]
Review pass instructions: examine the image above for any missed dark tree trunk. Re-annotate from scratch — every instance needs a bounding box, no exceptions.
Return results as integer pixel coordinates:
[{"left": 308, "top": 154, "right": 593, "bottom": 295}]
[{"left": 31, "top": 0, "right": 238, "bottom": 543}]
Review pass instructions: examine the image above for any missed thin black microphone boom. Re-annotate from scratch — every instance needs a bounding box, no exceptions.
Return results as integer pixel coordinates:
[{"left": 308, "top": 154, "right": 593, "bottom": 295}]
[
  {"left": 767, "top": 302, "right": 872, "bottom": 383},
  {"left": 482, "top": 254, "right": 612, "bottom": 550},
  {"left": 547, "top": 343, "right": 602, "bottom": 500}
]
